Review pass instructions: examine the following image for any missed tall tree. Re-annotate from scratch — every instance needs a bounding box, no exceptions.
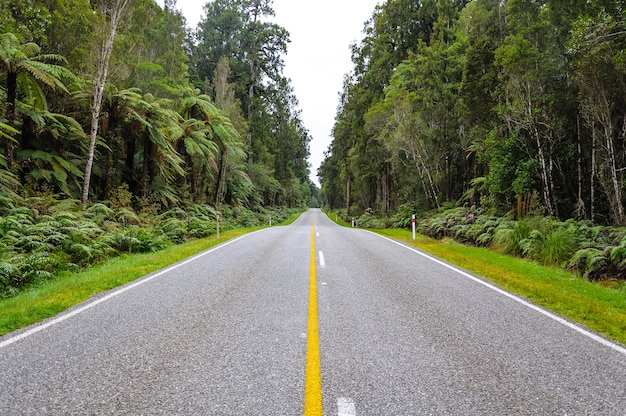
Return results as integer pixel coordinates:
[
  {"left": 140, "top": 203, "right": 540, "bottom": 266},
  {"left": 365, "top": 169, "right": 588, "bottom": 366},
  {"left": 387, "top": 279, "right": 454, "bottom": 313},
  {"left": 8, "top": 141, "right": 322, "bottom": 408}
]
[
  {"left": 571, "top": 9, "right": 626, "bottom": 224},
  {"left": 212, "top": 57, "right": 248, "bottom": 207},
  {"left": 82, "top": 0, "right": 131, "bottom": 204},
  {"left": 0, "top": 1, "right": 51, "bottom": 44},
  {"left": 192, "top": 0, "right": 289, "bottom": 161}
]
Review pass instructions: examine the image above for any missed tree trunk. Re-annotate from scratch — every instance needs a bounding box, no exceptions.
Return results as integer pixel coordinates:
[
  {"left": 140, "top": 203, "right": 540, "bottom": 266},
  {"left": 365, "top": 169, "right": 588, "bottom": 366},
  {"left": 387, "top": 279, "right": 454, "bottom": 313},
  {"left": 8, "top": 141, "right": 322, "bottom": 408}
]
[
  {"left": 81, "top": 0, "right": 130, "bottom": 205},
  {"left": 604, "top": 122, "right": 624, "bottom": 224},
  {"left": 575, "top": 115, "right": 586, "bottom": 220},
  {"left": 591, "top": 124, "right": 596, "bottom": 225},
  {"left": 5, "top": 72, "right": 17, "bottom": 171},
  {"left": 246, "top": 6, "right": 260, "bottom": 159},
  {"left": 346, "top": 173, "right": 351, "bottom": 216},
  {"left": 247, "top": 74, "right": 254, "bottom": 148},
  {"left": 141, "top": 135, "right": 155, "bottom": 199},
  {"left": 214, "top": 149, "right": 228, "bottom": 208}
]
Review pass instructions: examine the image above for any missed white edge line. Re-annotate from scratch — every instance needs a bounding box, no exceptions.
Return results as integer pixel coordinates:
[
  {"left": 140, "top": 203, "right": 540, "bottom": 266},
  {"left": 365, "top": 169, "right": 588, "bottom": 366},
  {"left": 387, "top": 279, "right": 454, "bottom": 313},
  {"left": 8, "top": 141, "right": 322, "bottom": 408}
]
[
  {"left": 367, "top": 231, "right": 626, "bottom": 357},
  {"left": 0, "top": 229, "right": 265, "bottom": 350}
]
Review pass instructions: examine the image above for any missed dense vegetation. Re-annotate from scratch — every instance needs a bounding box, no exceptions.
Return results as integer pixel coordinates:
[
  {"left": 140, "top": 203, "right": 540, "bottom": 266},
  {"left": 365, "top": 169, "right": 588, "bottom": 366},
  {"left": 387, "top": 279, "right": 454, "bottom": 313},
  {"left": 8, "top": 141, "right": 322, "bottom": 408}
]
[
  {"left": 320, "top": 0, "right": 626, "bottom": 228},
  {"left": 320, "top": 0, "right": 626, "bottom": 283},
  {"left": 0, "top": 0, "right": 315, "bottom": 296},
  {"left": 0, "top": 195, "right": 301, "bottom": 297}
]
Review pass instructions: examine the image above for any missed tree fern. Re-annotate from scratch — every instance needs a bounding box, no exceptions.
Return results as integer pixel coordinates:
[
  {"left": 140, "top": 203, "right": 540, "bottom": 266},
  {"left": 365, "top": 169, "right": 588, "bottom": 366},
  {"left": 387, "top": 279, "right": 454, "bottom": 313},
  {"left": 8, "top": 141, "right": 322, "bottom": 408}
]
[{"left": 19, "top": 149, "right": 84, "bottom": 197}]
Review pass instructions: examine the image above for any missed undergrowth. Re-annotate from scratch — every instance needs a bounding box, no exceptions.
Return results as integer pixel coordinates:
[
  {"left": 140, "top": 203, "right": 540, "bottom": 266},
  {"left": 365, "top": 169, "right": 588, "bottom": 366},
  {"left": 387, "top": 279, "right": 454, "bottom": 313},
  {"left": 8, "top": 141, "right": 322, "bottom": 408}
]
[
  {"left": 335, "top": 206, "right": 626, "bottom": 284},
  {"left": 0, "top": 197, "right": 302, "bottom": 298}
]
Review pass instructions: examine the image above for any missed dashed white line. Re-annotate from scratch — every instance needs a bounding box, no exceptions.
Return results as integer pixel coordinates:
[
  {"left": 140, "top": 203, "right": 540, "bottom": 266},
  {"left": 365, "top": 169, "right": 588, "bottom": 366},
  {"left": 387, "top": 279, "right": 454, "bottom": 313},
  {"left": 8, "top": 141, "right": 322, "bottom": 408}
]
[
  {"left": 319, "top": 251, "right": 325, "bottom": 267},
  {"left": 337, "top": 397, "right": 356, "bottom": 416}
]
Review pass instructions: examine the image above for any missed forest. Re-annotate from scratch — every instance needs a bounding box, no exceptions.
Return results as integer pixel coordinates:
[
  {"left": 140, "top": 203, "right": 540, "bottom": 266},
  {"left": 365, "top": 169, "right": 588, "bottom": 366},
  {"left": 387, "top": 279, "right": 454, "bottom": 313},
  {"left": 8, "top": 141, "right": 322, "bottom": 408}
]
[
  {"left": 319, "top": 0, "right": 626, "bottom": 283},
  {"left": 321, "top": 0, "right": 626, "bottom": 226},
  {"left": 0, "top": 0, "right": 314, "bottom": 295}
]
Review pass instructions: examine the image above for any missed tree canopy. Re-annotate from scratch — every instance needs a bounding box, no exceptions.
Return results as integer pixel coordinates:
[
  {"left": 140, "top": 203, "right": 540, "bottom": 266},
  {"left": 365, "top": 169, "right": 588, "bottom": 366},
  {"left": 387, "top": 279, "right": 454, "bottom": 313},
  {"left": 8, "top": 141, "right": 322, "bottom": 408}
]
[
  {"left": 321, "top": 0, "right": 626, "bottom": 226},
  {"left": 0, "top": 0, "right": 313, "bottom": 211}
]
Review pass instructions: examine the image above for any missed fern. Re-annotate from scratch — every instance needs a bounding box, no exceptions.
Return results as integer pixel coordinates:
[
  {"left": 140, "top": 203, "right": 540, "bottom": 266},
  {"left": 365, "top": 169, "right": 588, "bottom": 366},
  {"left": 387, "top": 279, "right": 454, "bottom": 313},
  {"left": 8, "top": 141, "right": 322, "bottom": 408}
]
[
  {"left": 87, "top": 203, "right": 114, "bottom": 223},
  {"left": 476, "top": 232, "right": 494, "bottom": 246},
  {"left": 189, "top": 204, "right": 219, "bottom": 219},
  {"left": 15, "top": 234, "right": 53, "bottom": 253},
  {"left": 156, "top": 207, "right": 187, "bottom": 221},
  {"left": 568, "top": 248, "right": 607, "bottom": 279},
  {"left": 69, "top": 243, "right": 93, "bottom": 265},
  {"left": 160, "top": 217, "right": 188, "bottom": 243},
  {"left": 188, "top": 218, "right": 215, "bottom": 238},
  {"left": 0, "top": 259, "right": 20, "bottom": 293},
  {"left": 112, "top": 232, "right": 142, "bottom": 253},
  {"left": 115, "top": 208, "right": 140, "bottom": 226},
  {"left": 48, "top": 198, "right": 81, "bottom": 214},
  {"left": 51, "top": 210, "right": 80, "bottom": 228}
]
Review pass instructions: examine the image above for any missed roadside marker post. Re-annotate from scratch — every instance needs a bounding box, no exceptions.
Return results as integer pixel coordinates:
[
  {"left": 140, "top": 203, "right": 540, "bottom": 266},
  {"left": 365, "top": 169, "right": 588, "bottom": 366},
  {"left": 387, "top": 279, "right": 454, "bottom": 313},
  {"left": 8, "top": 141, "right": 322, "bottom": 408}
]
[
  {"left": 216, "top": 215, "right": 220, "bottom": 239},
  {"left": 412, "top": 214, "right": 416, "bottom": 240}
]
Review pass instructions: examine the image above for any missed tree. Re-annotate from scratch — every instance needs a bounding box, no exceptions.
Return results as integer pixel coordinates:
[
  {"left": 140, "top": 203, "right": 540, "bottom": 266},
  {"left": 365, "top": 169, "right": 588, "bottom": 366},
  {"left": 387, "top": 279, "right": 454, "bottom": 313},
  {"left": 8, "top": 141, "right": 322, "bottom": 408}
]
[
  {"left": 179, "top": 88, "right": 241, "bottom": 205},
  {"left": 121, "top": 0, "right": 189, "bottom": 98},
  {"left": 571, "top": 11, "right": 626, "bottom": 224},
  {"left": 0, "top": 1, "right": 51, "bottom": 45},
  {"left": 211, "top": 57, "right": 248, "bottom": 207},
  {"left": 326, "top": 0, "right": 469, "bottom": 215},
  {"left": 192, "top": 0, "right": 289, "bottom": 161},
  {"left": 0, "top": 32, "right": 76, "bottom": 170},
  {"left": 43, "top": 0, "right": 96, "bottom": 69},
  {"left": 82, "top": 0, "right": 131, "bottom": 204}
]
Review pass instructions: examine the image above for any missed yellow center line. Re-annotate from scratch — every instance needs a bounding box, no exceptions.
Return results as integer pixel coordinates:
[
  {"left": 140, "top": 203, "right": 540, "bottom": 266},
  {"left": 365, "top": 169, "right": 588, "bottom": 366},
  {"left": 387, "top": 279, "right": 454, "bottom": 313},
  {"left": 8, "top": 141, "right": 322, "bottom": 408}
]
[{"left": 304, "top": 213, "right": 323, "bottom": 415}]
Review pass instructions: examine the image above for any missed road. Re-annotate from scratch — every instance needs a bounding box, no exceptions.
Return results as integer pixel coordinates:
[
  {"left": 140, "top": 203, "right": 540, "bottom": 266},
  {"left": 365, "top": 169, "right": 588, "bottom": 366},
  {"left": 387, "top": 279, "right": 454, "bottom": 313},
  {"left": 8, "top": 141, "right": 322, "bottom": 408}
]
[{"left": 0, "top": 209, "right": 625, "bottom": 415}]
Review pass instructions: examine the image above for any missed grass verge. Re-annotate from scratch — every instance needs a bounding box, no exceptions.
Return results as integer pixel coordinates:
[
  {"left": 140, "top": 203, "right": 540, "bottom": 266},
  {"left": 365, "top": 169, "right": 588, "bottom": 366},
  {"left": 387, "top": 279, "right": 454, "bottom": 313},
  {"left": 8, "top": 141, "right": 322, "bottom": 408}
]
[
  {"left": 0, "top": 226, "right": 270, "bottom": 337},
  {"left": 375, "top": 228, "right": 626, "bottom": 346}
]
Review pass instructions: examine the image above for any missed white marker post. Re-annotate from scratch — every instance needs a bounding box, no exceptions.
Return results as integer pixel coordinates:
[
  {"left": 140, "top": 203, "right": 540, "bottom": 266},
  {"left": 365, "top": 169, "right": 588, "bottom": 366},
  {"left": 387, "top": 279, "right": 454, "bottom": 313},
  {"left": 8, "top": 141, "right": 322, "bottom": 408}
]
[
  {"left": 412, "top": 214, "right": 416, "bottom": 240},
  {"left": 216, "top": 215, "right": 220, "bottom": 238}
]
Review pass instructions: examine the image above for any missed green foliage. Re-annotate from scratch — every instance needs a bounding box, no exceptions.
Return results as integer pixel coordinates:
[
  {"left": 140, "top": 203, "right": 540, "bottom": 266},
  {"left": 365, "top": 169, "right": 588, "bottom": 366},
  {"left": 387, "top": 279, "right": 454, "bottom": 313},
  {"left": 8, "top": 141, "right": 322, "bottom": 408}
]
[
  {"left": 412, "top": 206, "right": 626, "bottom": 281},
  {"left": 568, "top": 248, "right": 608, "bottom": 280},
  {"left": 0, "top": 194, "right": 302, "bottom": 298},
  {"left": 0, "top": 0, "right": 309, "bottom": 211},
  {"left": 320, "top": 0, "right": 626, "bottom": 231}
]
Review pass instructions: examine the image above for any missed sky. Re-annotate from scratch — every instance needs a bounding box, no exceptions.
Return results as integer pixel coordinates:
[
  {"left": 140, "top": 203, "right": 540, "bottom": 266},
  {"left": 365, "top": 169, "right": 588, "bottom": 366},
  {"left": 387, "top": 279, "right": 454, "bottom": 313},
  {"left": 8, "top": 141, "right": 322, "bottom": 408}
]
[{"left": 162, "top": 0, "right": 381, "bottom": 186}]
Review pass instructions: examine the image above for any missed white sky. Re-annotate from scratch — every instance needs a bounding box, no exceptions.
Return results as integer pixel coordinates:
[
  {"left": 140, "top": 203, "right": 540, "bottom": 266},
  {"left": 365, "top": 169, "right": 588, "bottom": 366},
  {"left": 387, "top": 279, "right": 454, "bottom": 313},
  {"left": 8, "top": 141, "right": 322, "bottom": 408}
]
[{"left": 161, "top": 0, "right": 381, "bottom": 186}]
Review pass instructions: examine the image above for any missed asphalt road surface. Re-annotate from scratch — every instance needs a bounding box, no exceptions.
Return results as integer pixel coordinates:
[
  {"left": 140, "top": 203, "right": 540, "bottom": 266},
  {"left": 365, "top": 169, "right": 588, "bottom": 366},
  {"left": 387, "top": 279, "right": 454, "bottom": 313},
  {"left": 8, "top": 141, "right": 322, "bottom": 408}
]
[{"left": 1, "top": 209, "right": 625, "bottom": 415}]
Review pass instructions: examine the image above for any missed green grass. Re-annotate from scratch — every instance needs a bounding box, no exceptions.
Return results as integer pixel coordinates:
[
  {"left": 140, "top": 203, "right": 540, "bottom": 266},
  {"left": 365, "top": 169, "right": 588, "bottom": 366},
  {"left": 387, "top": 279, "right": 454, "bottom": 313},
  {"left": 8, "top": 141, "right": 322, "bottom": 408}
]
[
  {"left": 325, "top": 210, "right": 351, "bottom": 227},
  {"left": 375, "top": 228, "right": 626, "bottom": 346},
  {"left": 0, "top": 226, "right": 266, "bottom": 337}
]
